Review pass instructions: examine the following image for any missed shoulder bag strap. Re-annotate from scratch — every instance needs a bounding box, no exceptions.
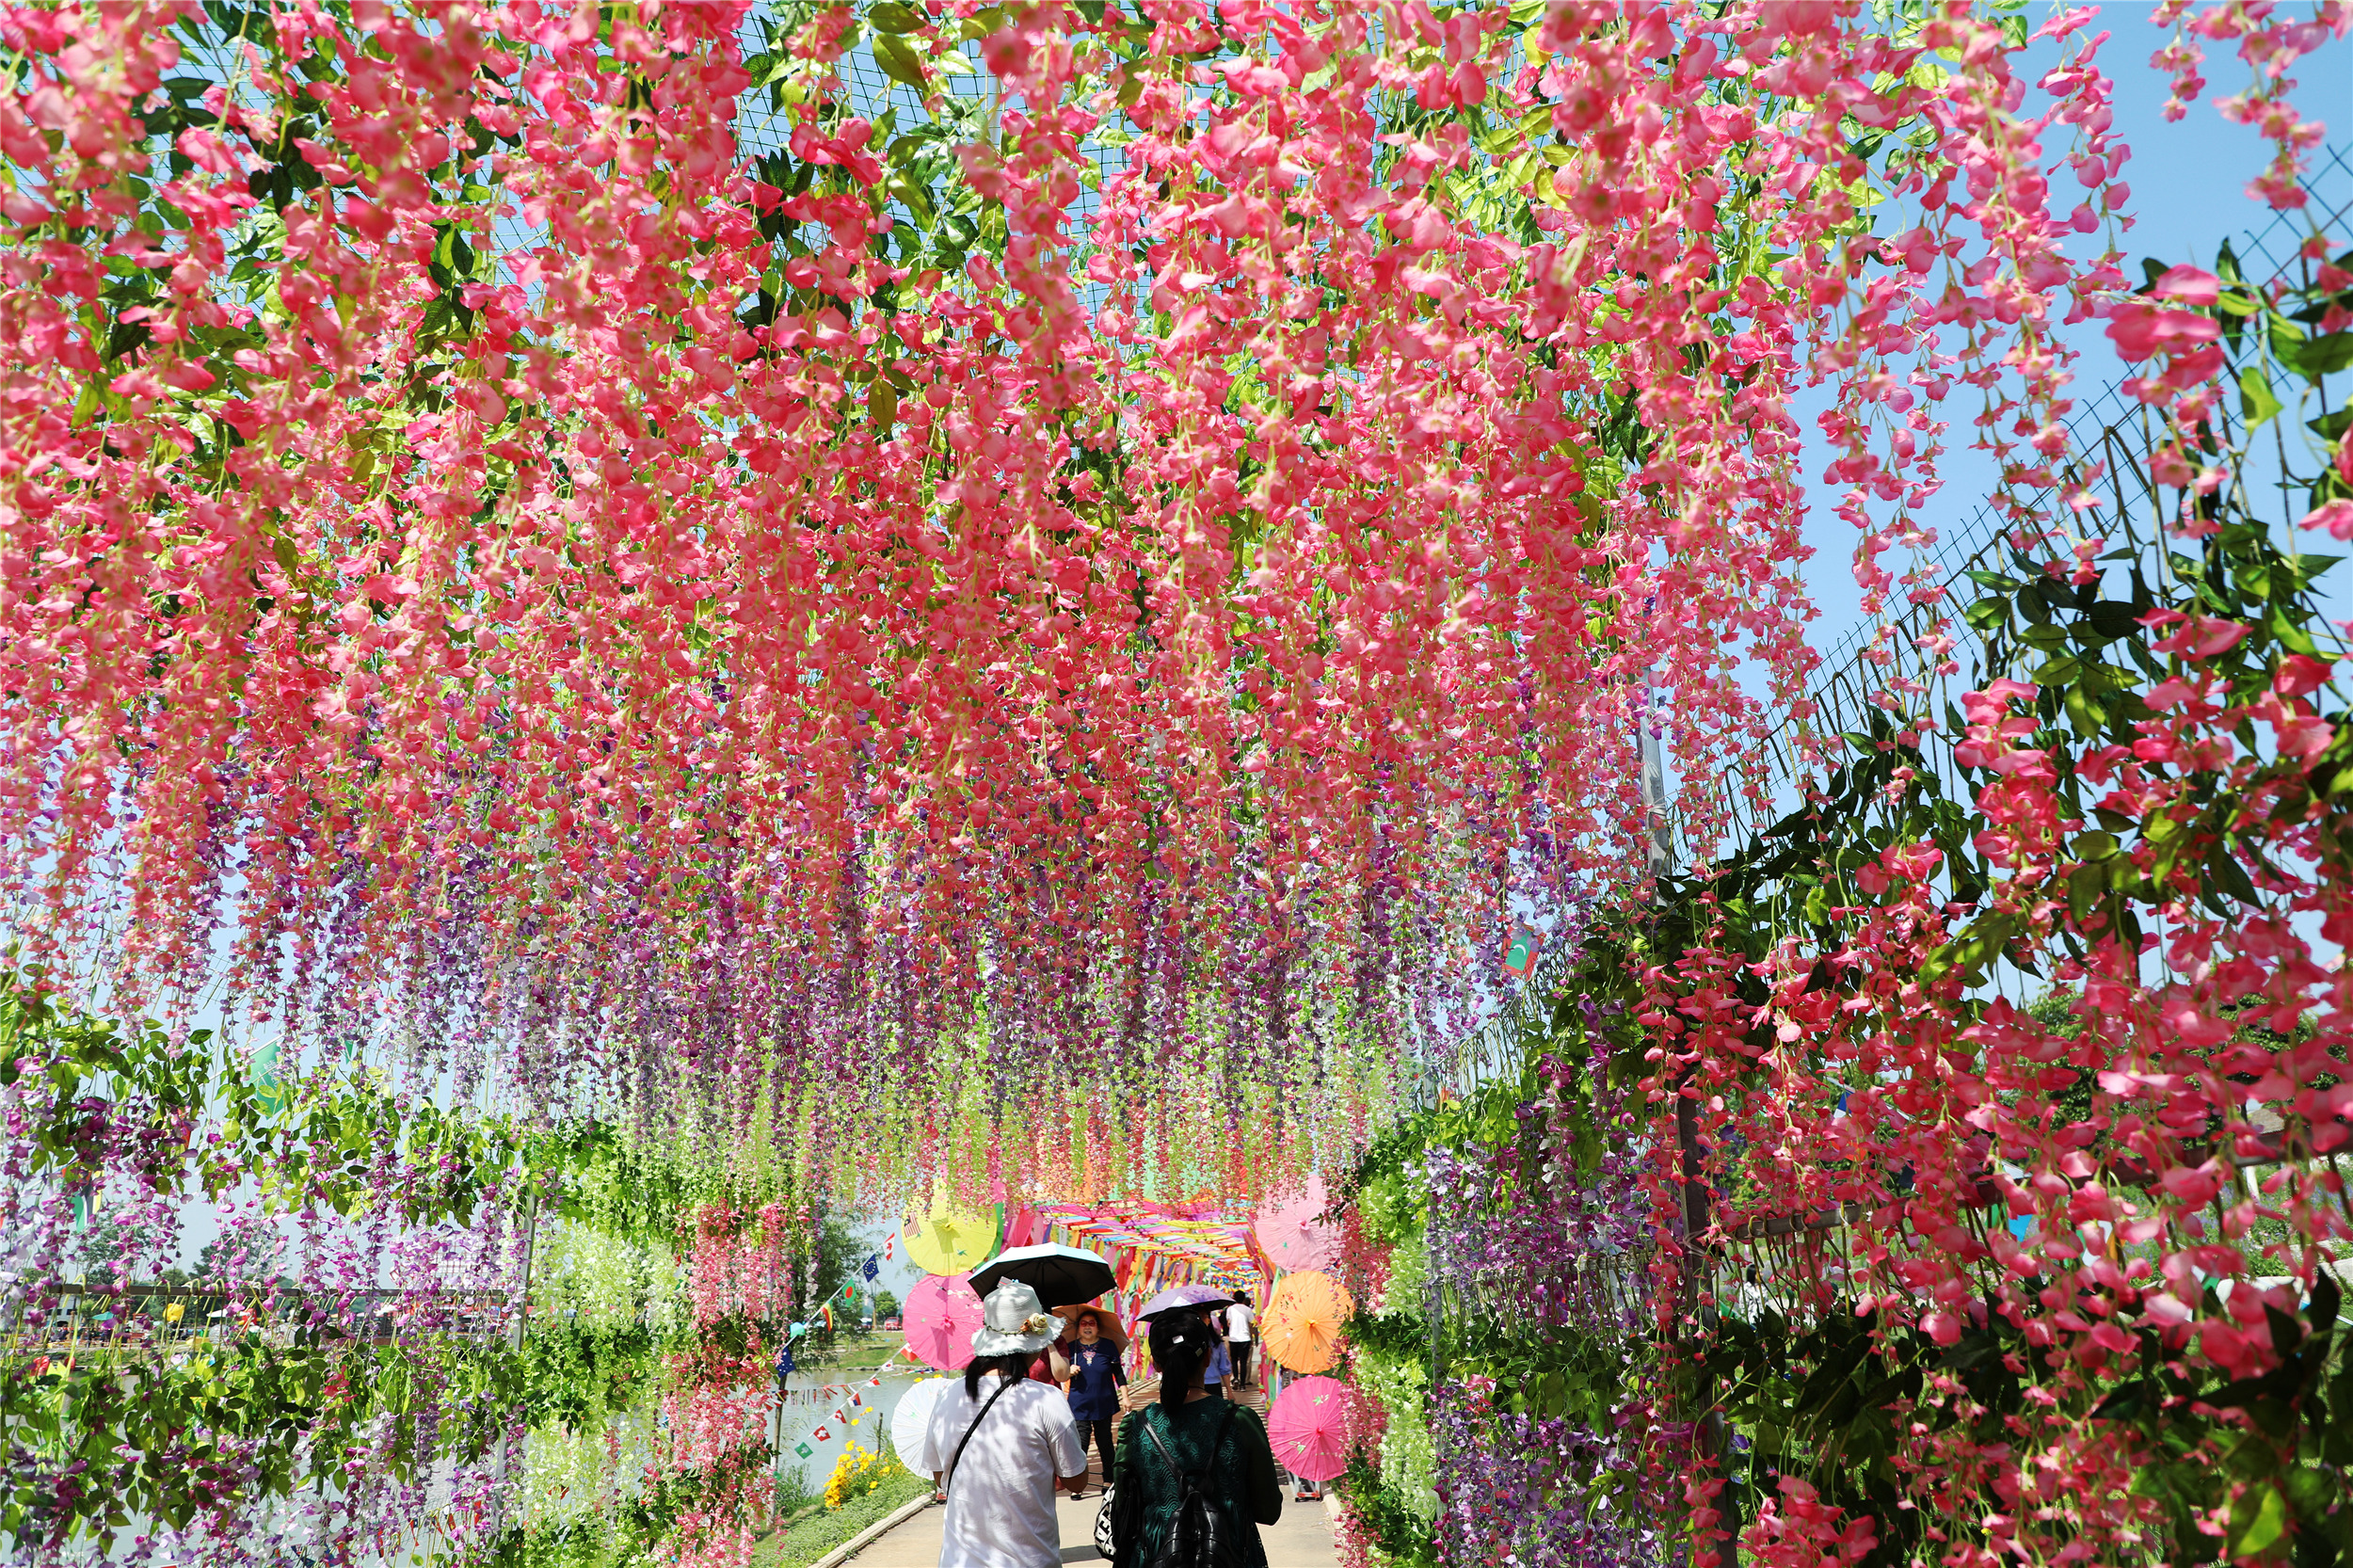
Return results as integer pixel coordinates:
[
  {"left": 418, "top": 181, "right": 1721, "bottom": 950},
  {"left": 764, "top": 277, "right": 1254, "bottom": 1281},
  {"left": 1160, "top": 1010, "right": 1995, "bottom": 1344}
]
[
  {"left": 943, "top": 1375, "right": 1019, "bottom": 1501},
  {"left": 1141, "top": 1402, "right": 1239, "bottom": 1486},
  {"left": 1138, "top": 1407, "right": 1181, "bottom": 1480},
  {"left": 1202, "top": 1401, "right": 1239, "bottom": 1477}
]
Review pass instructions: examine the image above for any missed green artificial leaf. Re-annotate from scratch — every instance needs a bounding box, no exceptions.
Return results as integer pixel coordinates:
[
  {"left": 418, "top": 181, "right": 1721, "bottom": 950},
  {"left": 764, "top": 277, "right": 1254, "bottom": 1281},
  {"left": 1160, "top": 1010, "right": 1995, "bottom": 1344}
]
[
  {"left": 2227, "top": 1481, "right": 2289, "bottom": 1558},
  {"left": 1919, "top": 911, "right": 2016, "bottom": 985},
  {"left": 2279, "top": 329, "right": 2353, "bottom": 380},
  {"left": 872, "top": 32, "right": 929, "bottom": 87},
  {"left": 2239, "top": 366, "right": 2283, "bottom": 430},
  {"left": 2284, "top": 1463, "right": 2339, "bottom": 1524},
  {"left": 756, "top": 51, "right": 806, "bottom": 92},
  {"left": 2311, "top": 1271, "right": 2340, "bottom": 1334},
  {"left": 2207, "top": 844, "right": 2262, "bottom": 905},
  {"left": 2063, "top": 684, "right": 2108, "bottom": 735},
  {"left": 2265, "top": 1303, "right": 2304, "bottom": 1357},
  {"left": 1802, "top": 879, "right": 1830, "bottom": 924},
  {"left": 2269, "top": 600, "right": 2320, "bottom": 656},
  {"left": 434, "top": 227, "right": 471, "bottom": 278},
  {"left": 2284, "top": 552, "right": 2344, "bottom": 589}
]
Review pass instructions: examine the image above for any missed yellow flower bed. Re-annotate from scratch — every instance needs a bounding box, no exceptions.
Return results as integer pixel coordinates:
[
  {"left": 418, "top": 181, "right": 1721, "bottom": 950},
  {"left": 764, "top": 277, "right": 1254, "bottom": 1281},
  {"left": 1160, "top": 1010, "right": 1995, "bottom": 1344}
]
[{"left": 823, "top": 1441, "right": 892, "bottom": 1510}]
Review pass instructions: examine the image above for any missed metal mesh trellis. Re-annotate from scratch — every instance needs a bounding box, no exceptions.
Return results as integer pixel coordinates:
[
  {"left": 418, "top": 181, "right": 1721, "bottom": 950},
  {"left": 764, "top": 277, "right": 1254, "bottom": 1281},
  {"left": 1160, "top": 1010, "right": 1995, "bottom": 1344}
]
[
  {"left": 1438, "top": 145, "right": 2353, "bottom": 1094},
  {"left": 1682, "top": 146, "right": 2353, "bottom": 861}
]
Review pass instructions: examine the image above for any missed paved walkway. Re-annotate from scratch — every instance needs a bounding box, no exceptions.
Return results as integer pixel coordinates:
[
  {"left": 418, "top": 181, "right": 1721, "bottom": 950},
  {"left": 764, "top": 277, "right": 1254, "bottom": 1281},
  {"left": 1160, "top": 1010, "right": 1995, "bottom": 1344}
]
[{"left": 845, "top": 1490, "right": 1341, "bottom": 1568}]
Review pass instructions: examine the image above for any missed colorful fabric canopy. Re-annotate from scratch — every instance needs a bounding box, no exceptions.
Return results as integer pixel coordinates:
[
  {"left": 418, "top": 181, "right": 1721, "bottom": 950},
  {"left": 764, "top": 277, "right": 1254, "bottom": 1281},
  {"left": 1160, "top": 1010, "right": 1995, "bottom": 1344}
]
[
  {"left": 1032, "top": 1201, "right": 1265, "bottom": 1288},
  {"left": 1015, "top": 1201, "right": 1283, "bottom": 1384}
]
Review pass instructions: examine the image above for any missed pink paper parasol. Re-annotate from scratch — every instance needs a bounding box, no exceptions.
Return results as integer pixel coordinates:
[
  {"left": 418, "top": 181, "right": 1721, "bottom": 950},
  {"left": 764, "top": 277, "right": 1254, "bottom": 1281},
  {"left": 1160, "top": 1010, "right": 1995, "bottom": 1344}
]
[
  {"left": 1254, "top": 1176, "right": 1334, "bottom": 1273},
  {"left": 1266, "top": 1375, "right": 1357, "bottom": 1482},
  {"left": 904, "top": 1273, "right": 985, "bottom": 1371}
]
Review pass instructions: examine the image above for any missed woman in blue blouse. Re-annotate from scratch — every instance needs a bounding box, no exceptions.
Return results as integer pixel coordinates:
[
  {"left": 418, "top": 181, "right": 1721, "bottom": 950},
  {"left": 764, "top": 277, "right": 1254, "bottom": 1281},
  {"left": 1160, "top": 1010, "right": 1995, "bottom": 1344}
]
[{"left": 1063, "top": 1307, "right": 1127, "bottom": 1497}]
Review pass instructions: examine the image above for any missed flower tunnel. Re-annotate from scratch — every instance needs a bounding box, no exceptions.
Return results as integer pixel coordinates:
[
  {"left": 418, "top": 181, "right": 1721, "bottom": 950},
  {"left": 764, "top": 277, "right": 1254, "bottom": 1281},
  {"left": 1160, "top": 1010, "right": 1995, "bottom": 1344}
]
[{"left": 2, "top": 0, "right": 2351, "bottom": 1565}]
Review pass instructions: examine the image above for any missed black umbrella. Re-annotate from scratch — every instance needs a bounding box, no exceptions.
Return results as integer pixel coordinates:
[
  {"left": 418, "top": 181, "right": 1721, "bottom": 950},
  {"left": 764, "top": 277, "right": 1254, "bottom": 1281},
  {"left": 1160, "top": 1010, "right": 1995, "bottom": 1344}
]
[{"left": 968, "top": 1243, "right": 1117, "bottom": 1304}]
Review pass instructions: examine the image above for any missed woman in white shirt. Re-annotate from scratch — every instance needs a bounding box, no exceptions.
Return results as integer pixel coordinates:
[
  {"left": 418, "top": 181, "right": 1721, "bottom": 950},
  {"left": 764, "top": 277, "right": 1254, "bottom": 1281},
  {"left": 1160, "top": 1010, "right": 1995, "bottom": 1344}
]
[{"left": 917, "top": 1280, "right": 1089, "bottom": 1568}]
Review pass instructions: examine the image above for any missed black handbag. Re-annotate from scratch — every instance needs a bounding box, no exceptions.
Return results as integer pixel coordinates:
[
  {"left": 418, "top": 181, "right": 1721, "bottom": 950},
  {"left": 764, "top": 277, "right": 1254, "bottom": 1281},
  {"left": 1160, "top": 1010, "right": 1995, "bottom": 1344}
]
[
  {"left": 1093, "top": 1483, "right": 1120, "bottom": 1560},
  {"left": 1101, "top": 1416, "right": 1146, "bottom": 1560},
  {"left": 1135, "top": 1403, "right": 1242, "bottom": 1568}
]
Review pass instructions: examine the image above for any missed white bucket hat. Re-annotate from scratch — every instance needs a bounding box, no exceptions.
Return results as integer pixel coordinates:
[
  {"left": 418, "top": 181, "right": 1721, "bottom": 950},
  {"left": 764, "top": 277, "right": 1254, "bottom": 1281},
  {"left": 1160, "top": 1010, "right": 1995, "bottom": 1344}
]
[{"left": 970, "top": 1279, "right": 1064, "bottom": 1357}]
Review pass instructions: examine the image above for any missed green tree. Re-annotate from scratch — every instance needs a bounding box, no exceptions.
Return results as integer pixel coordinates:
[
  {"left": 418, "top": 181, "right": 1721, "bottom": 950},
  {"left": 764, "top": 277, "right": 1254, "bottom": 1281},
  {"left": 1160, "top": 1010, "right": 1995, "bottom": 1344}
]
[
  {"left": 801, "top": 1210, "right": 861, "bottom": 1318},
  {"left": 787, "top": 1211, "right": 866, "bottom": 1365}
]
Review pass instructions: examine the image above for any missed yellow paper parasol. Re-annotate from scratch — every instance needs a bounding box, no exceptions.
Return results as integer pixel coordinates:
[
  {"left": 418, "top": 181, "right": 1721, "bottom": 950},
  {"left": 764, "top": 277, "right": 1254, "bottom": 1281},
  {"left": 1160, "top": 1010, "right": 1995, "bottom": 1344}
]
[
  {"left": 903, "top": 1196, "right": 1002, "bottom": 1277},
  {"left": 1261, "top": 1270, "right": 1353, "bottom": 1374}
]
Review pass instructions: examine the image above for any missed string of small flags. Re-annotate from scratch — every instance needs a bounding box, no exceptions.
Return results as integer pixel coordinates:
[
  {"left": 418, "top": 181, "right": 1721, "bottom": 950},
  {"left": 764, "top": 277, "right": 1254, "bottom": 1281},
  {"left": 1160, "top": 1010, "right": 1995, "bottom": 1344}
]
[
  {"left": 790, "top": 1232, "right": 898, "bottom": 1342},
  {"left": 788, "top": 1372, "right": 886, "bottom": 1460},
  {"left": 780, "top": 1234, "right": 909, "bottom": 1461}
]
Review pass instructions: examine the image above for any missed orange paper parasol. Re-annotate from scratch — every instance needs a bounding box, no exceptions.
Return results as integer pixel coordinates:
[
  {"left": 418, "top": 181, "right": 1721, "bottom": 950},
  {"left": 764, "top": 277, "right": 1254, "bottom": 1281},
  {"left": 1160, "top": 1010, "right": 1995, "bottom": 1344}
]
[{"left": 1260, "top": 1270, "right": 1352, "bottom": 1373}]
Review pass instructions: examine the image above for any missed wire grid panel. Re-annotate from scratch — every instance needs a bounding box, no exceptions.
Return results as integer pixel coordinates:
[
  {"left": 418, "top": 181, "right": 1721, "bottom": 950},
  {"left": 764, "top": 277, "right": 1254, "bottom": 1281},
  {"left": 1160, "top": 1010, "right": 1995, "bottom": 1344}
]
[
  {"left": 733, "top": 8, "right": 1135, "bottom": 301},
  {"left": 1436, "top": 148, "right": 2352, "bottom": 1083},
  {"left": 1682, "top": 146, "right": 2353, "bottom": 860}
]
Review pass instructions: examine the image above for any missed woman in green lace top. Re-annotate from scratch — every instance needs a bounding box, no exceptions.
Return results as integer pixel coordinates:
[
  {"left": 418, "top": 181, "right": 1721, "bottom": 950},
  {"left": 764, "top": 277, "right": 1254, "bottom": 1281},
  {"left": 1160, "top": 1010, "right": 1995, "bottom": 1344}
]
[{"left": 1114, "top": 1310, "right": 1283, "bottom": 1568}]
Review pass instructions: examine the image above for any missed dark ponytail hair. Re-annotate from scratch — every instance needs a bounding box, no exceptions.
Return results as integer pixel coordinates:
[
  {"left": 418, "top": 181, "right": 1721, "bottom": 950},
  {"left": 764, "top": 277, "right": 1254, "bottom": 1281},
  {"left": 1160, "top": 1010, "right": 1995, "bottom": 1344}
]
[
  {"left": 965, "top": 1350, "right": 1032, "bottom": 1399},
  {"left": 1147, "top": 1310, "right": 1217, "bottom": 1409}
]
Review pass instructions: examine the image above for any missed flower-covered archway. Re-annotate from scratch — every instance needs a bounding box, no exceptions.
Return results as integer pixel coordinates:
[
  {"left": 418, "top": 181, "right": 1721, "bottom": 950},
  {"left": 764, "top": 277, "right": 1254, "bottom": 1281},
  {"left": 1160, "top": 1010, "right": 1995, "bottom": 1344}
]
[{"left": 2, "top": 0, "right": 2348, "bottom": 1563}]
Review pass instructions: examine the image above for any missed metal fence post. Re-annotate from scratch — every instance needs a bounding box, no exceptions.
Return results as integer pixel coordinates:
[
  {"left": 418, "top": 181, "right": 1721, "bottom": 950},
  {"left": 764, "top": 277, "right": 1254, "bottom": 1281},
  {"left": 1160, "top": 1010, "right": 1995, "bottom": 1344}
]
[
  {"left": 487, "top": 1191, "right": 538, "bottom": 1546},
  {"left": 1645, "top": 692, "right": 1735, "bottom": 1568}
]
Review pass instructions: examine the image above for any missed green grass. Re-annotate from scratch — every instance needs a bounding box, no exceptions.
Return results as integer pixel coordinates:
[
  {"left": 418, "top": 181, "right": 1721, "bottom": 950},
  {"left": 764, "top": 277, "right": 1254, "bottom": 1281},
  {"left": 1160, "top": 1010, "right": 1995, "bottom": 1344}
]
[
  {"left": 753, "top": 1464, "right": 932, "bottom": 1568},
  {"left": 794, "top": 1329, "right": 912, "bottom": 1376}
]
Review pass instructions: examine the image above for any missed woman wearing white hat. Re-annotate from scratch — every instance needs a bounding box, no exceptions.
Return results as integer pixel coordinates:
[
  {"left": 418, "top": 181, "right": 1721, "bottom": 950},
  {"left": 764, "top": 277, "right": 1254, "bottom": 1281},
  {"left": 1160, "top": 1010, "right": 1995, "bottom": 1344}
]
[{"left": 917, "top": 1279, "right": 1090, "bottom": 1568}]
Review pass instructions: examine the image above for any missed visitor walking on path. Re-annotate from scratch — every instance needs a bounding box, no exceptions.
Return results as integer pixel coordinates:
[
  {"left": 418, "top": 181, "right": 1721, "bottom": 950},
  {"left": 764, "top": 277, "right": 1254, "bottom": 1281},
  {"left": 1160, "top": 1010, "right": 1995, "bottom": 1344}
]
[
  {"left": 1201, "top": 1310, "right": 1231, "bottom": 1400},
  {"left": 917, "top": 1281, "right": 1088, "bottom": 1568},
  {"left": 1225, "top": 1291, "right": 1255, "bottom": 1389},
  {"left": 1112, "top": 1311, "right": 1283, "bottom": 1568},
  {"left": 1063, "top": 1306, "right": 1126, "bottom": 1498}
]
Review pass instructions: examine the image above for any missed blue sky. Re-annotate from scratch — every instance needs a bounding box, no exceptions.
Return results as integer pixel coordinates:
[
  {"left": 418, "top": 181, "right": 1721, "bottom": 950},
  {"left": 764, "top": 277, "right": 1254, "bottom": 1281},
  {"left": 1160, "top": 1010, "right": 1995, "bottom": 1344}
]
[{"left": 1787, "top": 12, "right": 2353, "bottom": 659}]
